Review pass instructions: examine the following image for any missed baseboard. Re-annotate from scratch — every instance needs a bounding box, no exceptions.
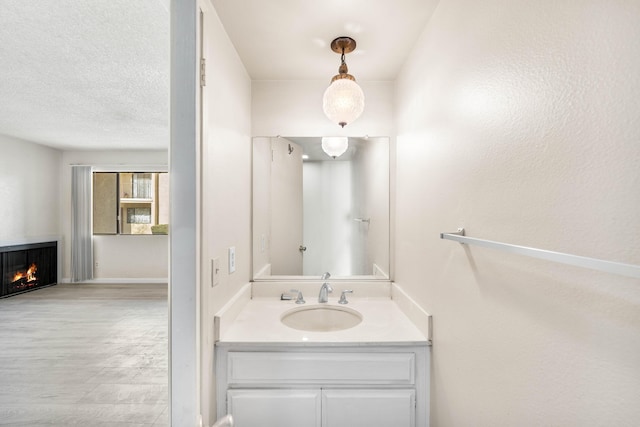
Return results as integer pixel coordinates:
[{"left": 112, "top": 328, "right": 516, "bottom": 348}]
[{"left": 72, "top": 278, "right": 168, "bottom": 284}]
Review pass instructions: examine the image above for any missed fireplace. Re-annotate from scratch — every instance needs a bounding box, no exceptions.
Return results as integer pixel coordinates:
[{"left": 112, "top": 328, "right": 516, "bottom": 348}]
[{"left": 1, "top": 241, "right": 57, "bottom": 298}]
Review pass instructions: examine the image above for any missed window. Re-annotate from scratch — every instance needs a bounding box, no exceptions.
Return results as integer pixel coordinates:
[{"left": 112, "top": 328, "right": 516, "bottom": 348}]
[
  {"left": 131, "top": 173, "right": 152, "bottom": 199},
  {"left": 127, "top": 207, "right": 151, "bottom": 224},
  {"left": 93, "top": 172, "right": 169, "bottom": 235}
]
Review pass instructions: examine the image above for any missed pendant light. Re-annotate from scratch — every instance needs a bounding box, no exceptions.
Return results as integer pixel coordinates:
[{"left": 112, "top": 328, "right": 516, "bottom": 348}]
[
  {"left": 322, "top": 37, "right": 365, "bottom": 128},
  {"left": 321, "top": 137, "right": 349, "bottom": 158}
]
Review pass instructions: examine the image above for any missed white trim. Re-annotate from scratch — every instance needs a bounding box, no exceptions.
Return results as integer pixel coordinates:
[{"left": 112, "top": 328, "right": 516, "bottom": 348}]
[
  {"left": 214, "top": 283, "right": 251, "bottom": 342},
  {"left": 78, "top": 164, "right": 168, "bottom": 172},
  {"left": 170, "top": 0, "right": 200, "bottom": 424},
  {"left": 0, "top": 235, "right": 62, "bottom": 247},
  {"left": 391, "top": 283, "right": 432, "bottom": 343},
  {"left": 77, "top": 278, "right": 168, "bottom": 284}
]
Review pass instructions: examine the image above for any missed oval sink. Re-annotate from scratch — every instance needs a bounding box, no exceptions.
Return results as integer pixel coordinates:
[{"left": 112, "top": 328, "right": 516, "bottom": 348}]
[{"left": 281, "top": 305, "right": 362, "bottom": 332}]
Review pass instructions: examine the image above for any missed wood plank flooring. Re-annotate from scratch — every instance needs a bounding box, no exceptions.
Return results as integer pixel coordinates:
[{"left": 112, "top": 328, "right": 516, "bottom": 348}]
[{"left": 0, "top": 283, "right": 168, "bottom": 426}]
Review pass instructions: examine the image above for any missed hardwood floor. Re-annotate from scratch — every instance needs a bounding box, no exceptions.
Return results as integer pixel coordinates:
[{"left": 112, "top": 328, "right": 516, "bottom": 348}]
[{"left": 0, "top": 283, "right": 168, "bottom": 426}]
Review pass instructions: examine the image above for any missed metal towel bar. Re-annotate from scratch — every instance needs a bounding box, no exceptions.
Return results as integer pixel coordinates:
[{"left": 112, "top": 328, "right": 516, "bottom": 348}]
[{"left": 440, "top": 228, "right": 640, "bottom": 279}]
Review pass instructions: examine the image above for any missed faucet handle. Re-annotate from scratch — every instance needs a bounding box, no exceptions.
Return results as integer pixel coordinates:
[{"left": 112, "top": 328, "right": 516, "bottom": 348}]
[
  {"left": 338, "top": 290, "right": 353, "bottom": 304},
  {"left": 290, "top": 289, "right": 305, "bottom": 304}
]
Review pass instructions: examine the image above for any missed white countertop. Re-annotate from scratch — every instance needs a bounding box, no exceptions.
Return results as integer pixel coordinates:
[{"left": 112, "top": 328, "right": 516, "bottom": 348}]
[{"left": 217, "top": 297, "right": 429, "bottom": 346}]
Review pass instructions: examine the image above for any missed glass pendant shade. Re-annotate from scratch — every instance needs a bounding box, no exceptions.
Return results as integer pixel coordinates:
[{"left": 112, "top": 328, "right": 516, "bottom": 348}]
[
  {"left": 321, "top": 137, "right": 349, "bottom": 158},
  {"left": 322, "top": 78, "right": 365, "bottom": 128}
]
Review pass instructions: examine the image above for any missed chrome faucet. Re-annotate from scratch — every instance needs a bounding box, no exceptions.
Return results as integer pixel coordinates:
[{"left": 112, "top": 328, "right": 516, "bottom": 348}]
[
  {"left": 318, "top": 282, "right": 333, "bottom": 303},
  {"left": 321, "top": 272, "right": 331, "bottom": 280}
]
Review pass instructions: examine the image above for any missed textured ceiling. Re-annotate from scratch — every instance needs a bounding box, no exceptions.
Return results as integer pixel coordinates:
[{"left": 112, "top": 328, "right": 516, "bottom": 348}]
[
  {"left": 211, "top": 0, "right": 438, "bottom": 81},
  {"left": 0, "top": 0, "right": 170, "bottom": 151},
  {"left": 0, "top": 0, "right": 437, "bottom": 151}
]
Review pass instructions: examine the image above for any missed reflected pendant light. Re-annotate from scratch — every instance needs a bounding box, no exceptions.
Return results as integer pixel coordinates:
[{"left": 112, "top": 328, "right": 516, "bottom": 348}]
[
  {"left": 322, "top": 37, "right": 365, "bottom": 128},
  {"left": 321, "top": 137, "right": 349, "bottom": 158}
]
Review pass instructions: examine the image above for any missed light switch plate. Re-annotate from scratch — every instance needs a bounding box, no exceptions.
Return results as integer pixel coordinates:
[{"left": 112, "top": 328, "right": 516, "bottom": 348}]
[
  {"left": 228, "top": 247, "right": 236, "bottom": 274},
  {"left": 211, "top": 258, "right": 220, "bottom": 287}
]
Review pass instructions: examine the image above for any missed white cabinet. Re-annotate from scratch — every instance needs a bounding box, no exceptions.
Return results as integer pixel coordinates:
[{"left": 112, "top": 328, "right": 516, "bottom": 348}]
[
  {"left": 227, "top": 389, "right": 321, "bottom": 427},
  {"left": 322, "top": 389, "right": 415, "bottom": 427},
  {"left": 216, "top": 345, "right": 429, "bottom": 427},
  {"left": 226, "top": 388, "right": 415, "bottom": 427}
]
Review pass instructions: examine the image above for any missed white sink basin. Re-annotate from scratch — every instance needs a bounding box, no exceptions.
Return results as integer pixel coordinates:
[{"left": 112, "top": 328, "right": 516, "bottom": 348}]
[{"left": 281, "top": 305, "right": 363, "bottom": 332}]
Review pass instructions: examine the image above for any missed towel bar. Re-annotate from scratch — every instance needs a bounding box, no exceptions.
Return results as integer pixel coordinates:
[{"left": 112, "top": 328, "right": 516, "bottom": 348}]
[{"left": 440, "top": 228, "right": 640, "bottom": 279}]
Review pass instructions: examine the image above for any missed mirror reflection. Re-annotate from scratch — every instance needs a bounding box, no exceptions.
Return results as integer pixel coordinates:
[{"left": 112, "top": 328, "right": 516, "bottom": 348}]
[{"left": 252, "top": 136, "right": 390, "bottom": 279}]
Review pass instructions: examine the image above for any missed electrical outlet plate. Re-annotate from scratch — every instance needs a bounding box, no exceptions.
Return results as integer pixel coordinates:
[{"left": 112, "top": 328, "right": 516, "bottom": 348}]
[{"left": 228, "top": 247, "right": 236, "bottom": 274}]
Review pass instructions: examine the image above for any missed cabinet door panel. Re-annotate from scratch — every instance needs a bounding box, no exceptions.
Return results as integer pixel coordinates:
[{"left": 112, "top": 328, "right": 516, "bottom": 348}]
[
  {"left": 228, "top": 389, "right": 321, "bottom": 427},
  {"left": 227, "top": 352, "right": 415, "bottom": 385},
  {"left": 322, "top": 389, "right": 415, "bottom": 427}
]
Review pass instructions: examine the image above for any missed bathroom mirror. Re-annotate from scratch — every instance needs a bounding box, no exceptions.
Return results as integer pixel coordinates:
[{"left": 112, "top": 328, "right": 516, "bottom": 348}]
[{"left": 252, "top": 136, "right": 390, "bottom": 280}]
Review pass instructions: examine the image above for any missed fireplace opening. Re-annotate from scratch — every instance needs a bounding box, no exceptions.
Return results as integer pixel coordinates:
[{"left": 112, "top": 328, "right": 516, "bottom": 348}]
[{"left": 1, "top": 242, "right": 57, "bottom": 298}]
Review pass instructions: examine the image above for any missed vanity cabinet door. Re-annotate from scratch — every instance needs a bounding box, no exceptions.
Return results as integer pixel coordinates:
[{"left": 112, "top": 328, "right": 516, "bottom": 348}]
[
  {"left": 227, "top": 389, "right": 321, "bottom": 427},
  {"left": 322, "top": 389, "right": 416, "bottom": 427}
]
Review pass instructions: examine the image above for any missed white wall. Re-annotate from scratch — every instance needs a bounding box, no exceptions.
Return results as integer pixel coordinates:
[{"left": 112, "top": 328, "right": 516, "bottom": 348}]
[
  {"left": 93, "top": 234, "right": 168, "bottom": 280},
  {"left": 395, "top": 1, "right": 640, "bottom": 425},
  {"left": 199, "top": 3, "right": 252, "bottom": 425},
  {"left": 252, "top": 80, "right": 394, "bottom": 138},
  {"left": 0, "top": 135, "right": 62, "bottom": 242},
  {"left": 60, "top": 150, "right": 168, "bottom": 281}
]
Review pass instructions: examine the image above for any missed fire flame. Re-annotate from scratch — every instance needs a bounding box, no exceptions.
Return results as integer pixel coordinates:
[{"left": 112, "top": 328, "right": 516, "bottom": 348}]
[{"left": 12, "top": 263, "right": 37, "bottom": 282}]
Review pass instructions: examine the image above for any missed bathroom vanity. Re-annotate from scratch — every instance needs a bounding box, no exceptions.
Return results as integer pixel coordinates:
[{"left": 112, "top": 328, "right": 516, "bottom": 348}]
[
  {"left": 215, "top": 283, "right": 431, "bottom": 427},
  {"left": 227, "top": 137, "right": 431, "bottom": 425}
]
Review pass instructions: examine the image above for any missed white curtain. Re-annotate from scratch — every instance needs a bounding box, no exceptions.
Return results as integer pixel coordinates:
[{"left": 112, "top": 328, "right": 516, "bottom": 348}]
[{"left": 71, "top": 165, "right": 93, "bottom": 282}]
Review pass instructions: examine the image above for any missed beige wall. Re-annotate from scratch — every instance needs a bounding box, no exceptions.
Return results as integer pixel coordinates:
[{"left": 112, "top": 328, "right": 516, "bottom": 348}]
[
  {"left": 252, "top": 80, "right": 395, "bottom": 138},
  {"left": 0, "top": 135, "right": 61, "bottom": 242},
  {"left": 93, "top": 234, "right": 168, "bottom": 279},
  {"left": 395, "top": 0, "right": 640, "bottom": 425},
  {"left": 199, "top": 3, "right": 252, "bottom": 424}
]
